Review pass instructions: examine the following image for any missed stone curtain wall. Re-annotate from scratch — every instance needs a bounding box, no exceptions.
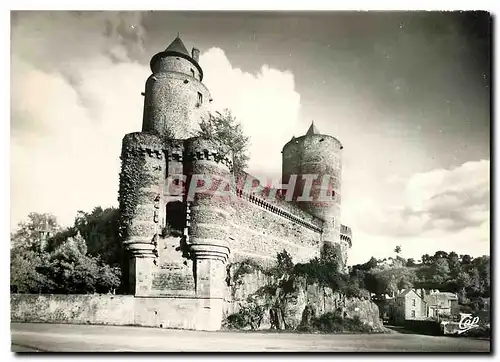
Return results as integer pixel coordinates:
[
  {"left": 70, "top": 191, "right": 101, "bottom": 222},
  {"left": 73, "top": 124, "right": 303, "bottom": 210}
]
[
  {"left": 228, "top": 196, "right": 322, "bottom": 265},
  {"left": 11, "top": 294, "right": 224, "bottom": 331},
  {"left": 228, "top": 171, "right": 323, "bottom": 264}
]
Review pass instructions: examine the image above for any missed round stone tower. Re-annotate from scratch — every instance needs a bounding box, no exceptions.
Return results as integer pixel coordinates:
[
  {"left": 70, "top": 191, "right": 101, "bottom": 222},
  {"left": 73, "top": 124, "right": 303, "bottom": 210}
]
[
  {"left": 142, "top": 35, "right": 212, "bottom": 139},
  {"left": 183, "top": 137, "right": 233, "bottom": 299},
  {"left": 281, "top": 122, "right": 345, "bottom": 267}
]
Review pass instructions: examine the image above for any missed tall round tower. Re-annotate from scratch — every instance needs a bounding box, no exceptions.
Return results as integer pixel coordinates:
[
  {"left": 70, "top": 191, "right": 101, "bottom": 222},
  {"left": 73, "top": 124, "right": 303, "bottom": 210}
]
[
  {"left": 142, "top": 35, "right": 212, "bottom": 139},
  {"left": 281, "top": 122, "right": 344, "bottom": 267}
]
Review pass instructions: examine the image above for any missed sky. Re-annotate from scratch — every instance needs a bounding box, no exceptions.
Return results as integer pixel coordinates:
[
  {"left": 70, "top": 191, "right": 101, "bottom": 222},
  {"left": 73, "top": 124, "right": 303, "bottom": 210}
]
[{"left": 10, "top": 11, "right": 491, "bottom": 264}]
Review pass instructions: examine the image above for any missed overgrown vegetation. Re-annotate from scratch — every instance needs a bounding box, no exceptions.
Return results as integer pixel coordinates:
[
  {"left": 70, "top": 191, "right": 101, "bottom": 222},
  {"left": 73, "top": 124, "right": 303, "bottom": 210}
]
[
  {"left": 11, "top": 210, "right": 123, "bottom": 294},
  {"left": 349, "top": 247, "right": 490, "bottom": 304},
  {"left": 307, "top": 312, "right": 373, "bottom": 334},
  {"left": 193, "top": 109, "right": 250, "bottom": 173},
  {"left": 117, "top": 145, "right": 150, "bottom": 242}
]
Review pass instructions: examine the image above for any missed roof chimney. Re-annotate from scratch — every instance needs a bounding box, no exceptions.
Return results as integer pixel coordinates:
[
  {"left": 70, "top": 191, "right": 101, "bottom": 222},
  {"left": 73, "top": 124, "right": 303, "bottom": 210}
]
[{"left": 192, "top": 47, "right": 200, "bottom": 62}]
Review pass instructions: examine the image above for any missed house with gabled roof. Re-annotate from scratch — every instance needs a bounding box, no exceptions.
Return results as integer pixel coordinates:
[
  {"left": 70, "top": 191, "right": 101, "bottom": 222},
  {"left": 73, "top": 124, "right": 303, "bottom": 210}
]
[{"left": 389, "top": 288, "right": 427, "bottom": 324}]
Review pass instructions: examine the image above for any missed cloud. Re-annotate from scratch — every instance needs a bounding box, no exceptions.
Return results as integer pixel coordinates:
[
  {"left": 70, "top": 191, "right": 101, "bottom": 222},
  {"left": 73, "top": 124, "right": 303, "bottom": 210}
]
[
  {"left": 201, "top": 48, "right": 302, "bottom": 177},
  {"left": 11, "top": 12, "right": 149, "bottom": 229},
  {"left": 10, "top": 12, "right": 303, "bottom": 230},
  {"left": 345, "top": 160, "right": 490, "bottom": 264}
]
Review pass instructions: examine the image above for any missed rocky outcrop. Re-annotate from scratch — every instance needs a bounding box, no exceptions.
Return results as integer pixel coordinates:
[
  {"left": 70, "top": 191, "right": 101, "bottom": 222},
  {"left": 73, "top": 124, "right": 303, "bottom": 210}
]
[{"left": 224, "top": 273, "right": 384, "bottom": 332}]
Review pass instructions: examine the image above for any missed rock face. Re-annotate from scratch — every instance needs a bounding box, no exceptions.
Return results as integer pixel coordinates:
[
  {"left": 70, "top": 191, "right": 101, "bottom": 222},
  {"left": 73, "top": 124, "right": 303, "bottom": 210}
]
[{"left": 225, "top": 274, "right": 384, "bottom": 332}]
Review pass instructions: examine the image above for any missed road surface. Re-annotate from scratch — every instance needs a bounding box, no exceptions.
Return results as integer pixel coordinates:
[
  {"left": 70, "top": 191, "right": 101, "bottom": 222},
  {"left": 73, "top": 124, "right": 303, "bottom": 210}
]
[{"left": 11, "top": 323, "right": 491, "bottom": 352}]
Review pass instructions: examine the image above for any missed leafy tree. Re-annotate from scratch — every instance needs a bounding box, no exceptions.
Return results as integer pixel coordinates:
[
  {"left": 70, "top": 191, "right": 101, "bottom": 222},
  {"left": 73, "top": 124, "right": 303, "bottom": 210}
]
[
  {"left": 394, "top": 245, "right": 402, "bottom": 254},
  {"left": 406, "top": 258, "right": 416, "bottom": 267},
  {"left": 11, "top": 212, "right": 59, "bottom": 252},
  {"left": 431, "top": 258, "right": 450, "bottom": 284},
  {"left": 447, "top": 252, "right": 461, "bottom": 277},
  {"left": 434, "top": 251, "right": 449, "bottom": 260},
  {"left": 461, "top": 254, "right": 472, "bottom": 265},
  {"left": 73, "top": 207, "right": 123, "bottom": 268},
  {"left": 10, "top": 248, "right": 54, "bottom": 293},
  {"left": 421, "top": 254, "right": 433, "bottom": 265},
  {"left": 11, "top": 212, "right": 121, "bottom": 294},
  {"left": 195, "top": 109, "right": 250, "bottom": 173},
  {"left": 276, "top": 249, "right": 294, "bottom": 275},
  {"left": 39, "top": 233, "right": 121, "bottom": 294},
  {"left": 455, "top": 271, "right": 472, "bottom": 302}
]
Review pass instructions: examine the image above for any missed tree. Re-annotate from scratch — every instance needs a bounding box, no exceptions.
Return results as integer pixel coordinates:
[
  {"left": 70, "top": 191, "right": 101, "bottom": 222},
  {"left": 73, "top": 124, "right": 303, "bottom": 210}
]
[
  {"left": 461, "top": 254, "right": 472, "bottom": 265},
  {"left": 11, "top": 211, "right": 122, "bottom": 295},
  {"left": 73, "top": 207, "right": 123, "bottom": 268},
  {"left": 195, "top": 109, "right": 250, "bottom": 173},
  {"left": 39, "top": 233, "right": 121, "bottom": 294},
  {"left": 10, "top": 248, "right": 54, "bottom": 293},
  {"left": 455, "top": 271, "right": 472, "bottom": 302},
  {"left": 431, "top": 258, "right": 450, "bottom": 285},
  {"left": 421, "top": 254, "right": 433, "bottom": 265},
  {"left": 394, "top": 245, "right": 402, "bottom": 254},
  {"left": 447, "top": 252, "right": 461, "bottom": 277},
  {"left": 11, "top": 212, "right": 59, "bottom": 252},
  {"left": 406, "top": 258, "right": 416, "bottom": 267}
]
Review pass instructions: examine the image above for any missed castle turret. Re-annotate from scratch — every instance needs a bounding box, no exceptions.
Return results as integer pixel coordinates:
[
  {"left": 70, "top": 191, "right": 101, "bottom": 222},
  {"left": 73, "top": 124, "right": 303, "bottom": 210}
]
[
  {"left": 282, "top": 122, "right": 348, "bottom": 268},
  {"left": 142, "top": 35, "right": 212, "bottom": 139},
  {"left": 118, "top": 132, "right": 165, "bottom": 295},
  {"left": 184, "top": 137, "right": 232, "bottom": 300}
]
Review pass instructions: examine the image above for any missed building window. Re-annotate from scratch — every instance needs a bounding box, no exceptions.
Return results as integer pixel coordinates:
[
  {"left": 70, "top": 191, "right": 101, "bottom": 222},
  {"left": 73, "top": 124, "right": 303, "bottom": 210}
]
[
  {"left": 411, "top": 310, "right": 416, "bottom": 318},
  {"left": 197, "top": 92, "right": 203, "bottom": 104},
  {"left": 412, "top": 299, "right": 416, "bottom": 307},
  {"left": 191, "top": 68, "right": 195, "bottom": 78}
]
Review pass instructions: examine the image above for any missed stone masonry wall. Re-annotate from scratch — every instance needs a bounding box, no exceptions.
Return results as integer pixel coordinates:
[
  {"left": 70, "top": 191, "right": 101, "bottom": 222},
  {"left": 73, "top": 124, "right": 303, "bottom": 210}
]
[
  {"left": 11, "top": 294, "right": 224, "bottom": 331},
  {"left": 228, "top": 197, "right": 321, "bottom": 265},
  {"left": 11, "top": 294, "right": 135, "bottom": 326}
]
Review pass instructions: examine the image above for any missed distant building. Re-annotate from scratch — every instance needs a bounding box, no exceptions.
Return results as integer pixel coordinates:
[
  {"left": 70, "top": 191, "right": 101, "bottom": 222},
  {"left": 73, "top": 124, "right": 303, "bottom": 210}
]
[
  {"left": 390, "top": 289, "right": 427, "bottom": 324},
  {"left": 424, "top": 290, "right": 459, "bottom": 318},
  {"left": 387, "top": 289, "right": 460, "bottom": 324}
]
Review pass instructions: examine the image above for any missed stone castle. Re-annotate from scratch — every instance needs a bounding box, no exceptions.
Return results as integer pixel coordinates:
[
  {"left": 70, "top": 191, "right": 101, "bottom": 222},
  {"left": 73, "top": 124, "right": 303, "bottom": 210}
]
[{"left": 117, "top": 35, "right": 353, "bottom": 330}]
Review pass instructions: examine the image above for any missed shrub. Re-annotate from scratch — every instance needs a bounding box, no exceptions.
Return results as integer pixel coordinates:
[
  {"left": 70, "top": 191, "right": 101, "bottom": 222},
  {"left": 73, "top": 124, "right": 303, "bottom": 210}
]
[{"left": 312, "top": 312, "right": 373, "bottom": 333}]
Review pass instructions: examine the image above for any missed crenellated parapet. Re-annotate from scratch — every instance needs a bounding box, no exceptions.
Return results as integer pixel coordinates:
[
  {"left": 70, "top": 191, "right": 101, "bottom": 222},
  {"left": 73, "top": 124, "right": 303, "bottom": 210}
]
[
  {"left": 340, "top": 224, "right": 352, "bottom": 248},
  {"left": 166, "top": 139, "right": 184, "bottom": 162},
  {"left": 235, "top": 187, "right": 323, "bottom": 233},
  {"left": 184, "top": 138, "right": 233, "bottom": 170}
]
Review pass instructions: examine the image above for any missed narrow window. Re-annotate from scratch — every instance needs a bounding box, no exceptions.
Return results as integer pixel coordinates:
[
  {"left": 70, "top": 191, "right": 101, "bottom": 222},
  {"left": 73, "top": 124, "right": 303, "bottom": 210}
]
[
  {"left": 191, "top": 68, "right": 195, "bottom": 78},
  {"left": 411, "top": 310, "right": 416, "bottom": 318},
  {"left": 197, "top": 92, "right": 203, "bottom": 104},
  {"left": 412, "top": 299, "right": 416, "bottom": 307}
]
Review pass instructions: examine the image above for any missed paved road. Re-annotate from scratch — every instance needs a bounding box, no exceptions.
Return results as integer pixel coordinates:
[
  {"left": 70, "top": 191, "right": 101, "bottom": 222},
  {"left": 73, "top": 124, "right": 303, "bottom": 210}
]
[{"left": 11, "top": 323, "right": 491, "bottom": 352}]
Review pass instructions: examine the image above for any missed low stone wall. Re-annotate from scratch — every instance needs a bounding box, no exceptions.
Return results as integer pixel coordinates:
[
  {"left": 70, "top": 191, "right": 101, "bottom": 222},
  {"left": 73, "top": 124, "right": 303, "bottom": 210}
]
[
  {"left": 11, "top": 294, "right": 135, "bottom": 326},
  {"left": 11, "top": 294, "right": 223, "bottom": 331}
]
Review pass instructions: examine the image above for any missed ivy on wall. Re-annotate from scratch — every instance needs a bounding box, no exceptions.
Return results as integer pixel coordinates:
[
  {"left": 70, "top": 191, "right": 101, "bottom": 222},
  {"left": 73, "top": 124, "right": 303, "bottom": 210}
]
[{"left": 117, "top": 147, "right": 149, "bottom": 242}]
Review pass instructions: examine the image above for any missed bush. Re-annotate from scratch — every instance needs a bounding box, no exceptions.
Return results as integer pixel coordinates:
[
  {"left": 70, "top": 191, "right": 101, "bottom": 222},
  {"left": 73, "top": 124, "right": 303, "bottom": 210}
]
[
  {"left": 312, "top": 312, "right": 373, "bottom": 333},
  {"left": 223, "top": 302, "right": 267, "bottom": 330}
]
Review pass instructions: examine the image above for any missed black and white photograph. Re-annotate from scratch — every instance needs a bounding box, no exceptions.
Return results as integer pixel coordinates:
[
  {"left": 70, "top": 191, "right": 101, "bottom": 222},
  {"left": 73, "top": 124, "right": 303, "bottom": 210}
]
[{"left": 8, "top": 8, "right": 491, "bottom": 353}]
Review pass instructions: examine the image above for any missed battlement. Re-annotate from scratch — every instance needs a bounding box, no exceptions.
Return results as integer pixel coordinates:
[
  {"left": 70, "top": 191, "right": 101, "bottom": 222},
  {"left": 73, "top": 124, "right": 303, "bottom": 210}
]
[
  {"left": 184, "top": 137, "right": 233, "bottom": 169},
  {"left": 184, "top": 149, "right": 233, "bottom": 169},
  {"left": 122, "top": 132, "right": 166, "bottom": 156},
  {"left": 235, "top": 187, "right": 323, "bottom": 233},
  {"left": 340, "top": 225, "right": 352, "bottom": 248}
]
